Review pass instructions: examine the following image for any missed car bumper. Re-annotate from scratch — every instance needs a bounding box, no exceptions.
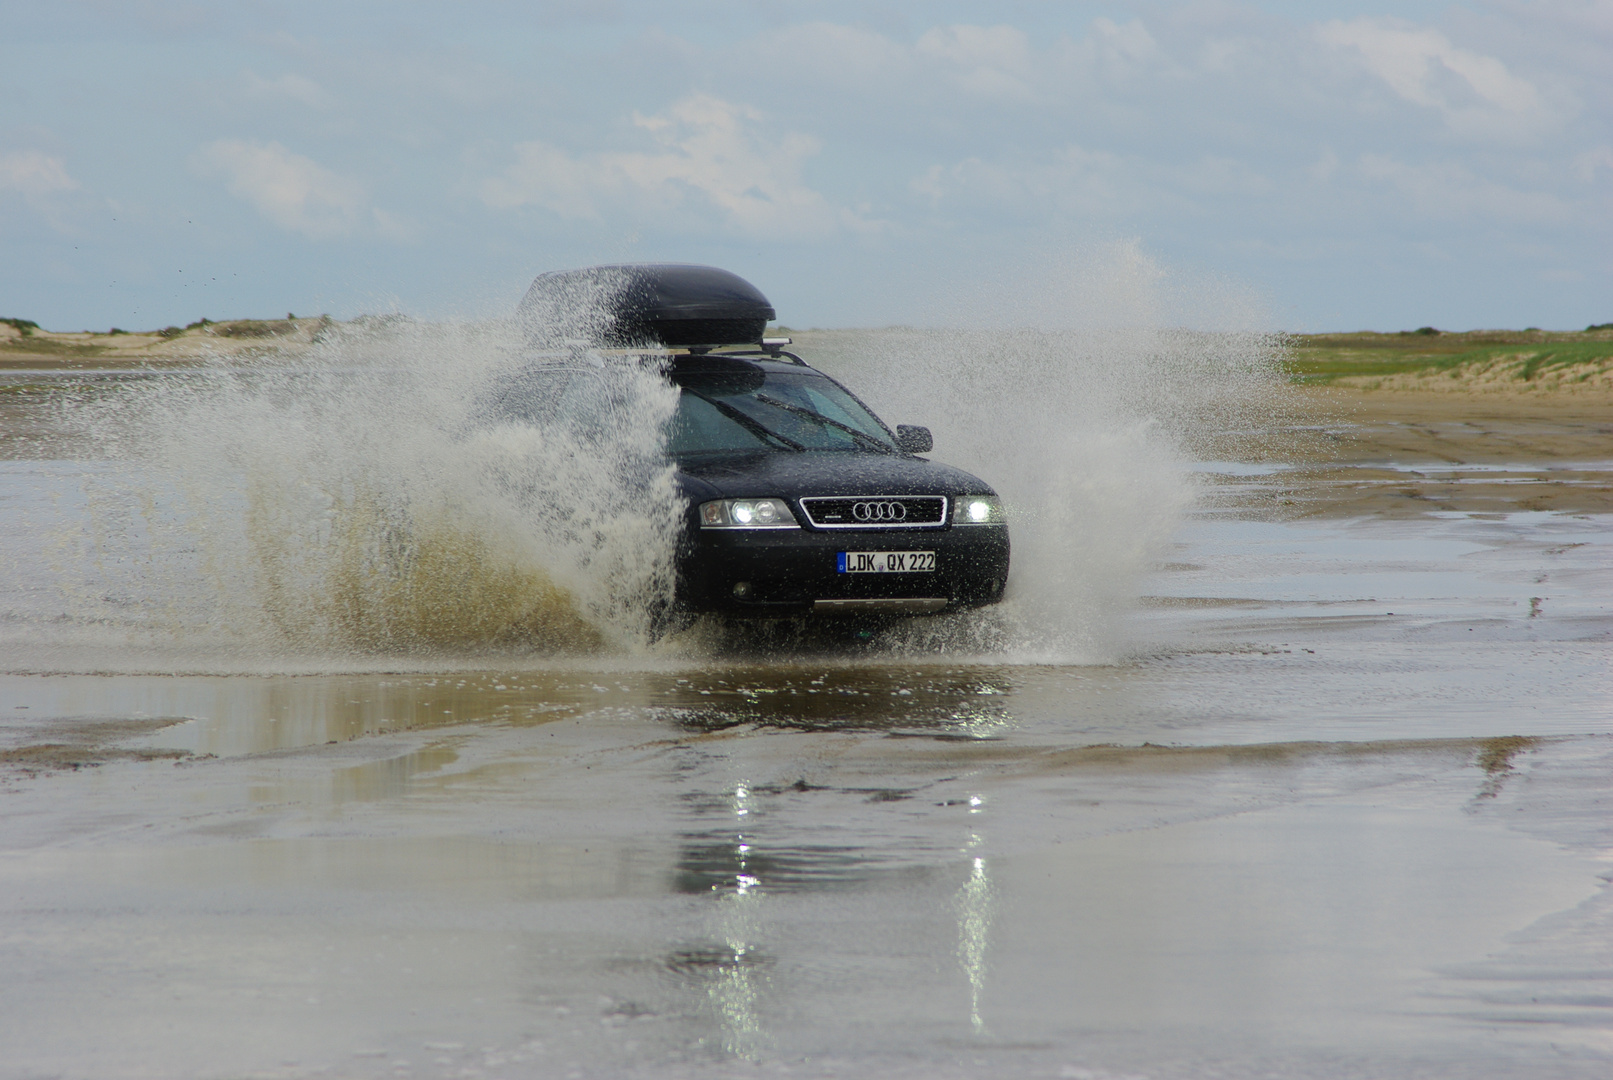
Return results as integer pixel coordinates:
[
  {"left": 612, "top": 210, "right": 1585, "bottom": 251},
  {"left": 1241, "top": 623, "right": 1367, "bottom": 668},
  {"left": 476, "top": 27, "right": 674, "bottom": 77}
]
[{"left": 675, "top": 524, "right": 1009, "bottom": 616}]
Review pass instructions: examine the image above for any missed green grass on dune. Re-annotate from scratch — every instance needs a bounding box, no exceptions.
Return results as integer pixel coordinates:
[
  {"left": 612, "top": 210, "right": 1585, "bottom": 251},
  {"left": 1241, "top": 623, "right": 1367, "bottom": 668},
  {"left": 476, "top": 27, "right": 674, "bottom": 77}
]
[
  {"left": 0, "top": 317, "right": 329, "bottom": 361},
  {"left": 1285, "top": 329, "right": 1613, "bottom": 385}
]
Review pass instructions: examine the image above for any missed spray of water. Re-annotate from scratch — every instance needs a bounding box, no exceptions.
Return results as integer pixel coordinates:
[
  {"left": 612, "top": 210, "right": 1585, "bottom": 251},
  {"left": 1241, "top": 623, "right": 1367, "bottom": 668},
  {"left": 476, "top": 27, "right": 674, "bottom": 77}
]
[
  {"left": 810, "top": 243, "right": 1285, "bottom": 661},
  {"left": 43, "top": 243, "right": 1281, "bottom": 667},
  {"left": 72, "top": 314, "right": 683, "bottom": 660}
]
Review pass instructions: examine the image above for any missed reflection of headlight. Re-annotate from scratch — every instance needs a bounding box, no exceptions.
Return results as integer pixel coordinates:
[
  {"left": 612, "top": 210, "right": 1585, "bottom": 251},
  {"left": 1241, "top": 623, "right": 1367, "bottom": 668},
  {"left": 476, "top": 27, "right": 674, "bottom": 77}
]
[
  {"left": 699, "top": 498, "right": 800, "bottom": 529},
  {"left": 951, "top": 495, "right": 1004, "bottom": 525}
]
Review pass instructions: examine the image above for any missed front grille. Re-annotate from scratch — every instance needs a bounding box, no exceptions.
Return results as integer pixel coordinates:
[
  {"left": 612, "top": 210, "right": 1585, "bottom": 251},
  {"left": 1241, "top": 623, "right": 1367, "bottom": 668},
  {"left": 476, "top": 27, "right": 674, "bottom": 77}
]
[{"left": 798, "top": 495, "right": 947, "bottom": 529}]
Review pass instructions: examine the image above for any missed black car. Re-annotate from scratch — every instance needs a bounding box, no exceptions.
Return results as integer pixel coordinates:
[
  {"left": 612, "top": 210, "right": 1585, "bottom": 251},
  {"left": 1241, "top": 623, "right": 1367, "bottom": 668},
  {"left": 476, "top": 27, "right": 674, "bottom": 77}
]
[{"left": 501, "top": 264, "right": 1009, "bottom": 621}]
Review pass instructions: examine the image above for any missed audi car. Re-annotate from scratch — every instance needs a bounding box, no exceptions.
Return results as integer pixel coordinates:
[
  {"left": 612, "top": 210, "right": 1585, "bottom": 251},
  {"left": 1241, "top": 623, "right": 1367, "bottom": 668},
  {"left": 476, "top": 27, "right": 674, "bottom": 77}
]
[{"left": 498, "top": 263, "right": 1010, "bottom": 620}]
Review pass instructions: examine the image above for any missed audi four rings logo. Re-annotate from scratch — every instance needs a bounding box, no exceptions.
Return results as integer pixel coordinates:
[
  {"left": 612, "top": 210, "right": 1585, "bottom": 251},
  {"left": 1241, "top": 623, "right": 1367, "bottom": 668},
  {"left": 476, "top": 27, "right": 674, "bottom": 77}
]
[{"left": 852, "top": 500, "right": 908, "bottom": 522}]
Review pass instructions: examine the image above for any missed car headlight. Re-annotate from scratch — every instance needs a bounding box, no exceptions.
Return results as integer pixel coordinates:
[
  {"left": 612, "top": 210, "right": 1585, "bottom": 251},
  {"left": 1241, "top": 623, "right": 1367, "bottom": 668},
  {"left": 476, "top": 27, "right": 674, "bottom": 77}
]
[
  {"left": 698, "top": 498, "right": 800, "bottom": 529},
  {"left": 951, "top": 495, "right": 1004, "bottom": 525}
]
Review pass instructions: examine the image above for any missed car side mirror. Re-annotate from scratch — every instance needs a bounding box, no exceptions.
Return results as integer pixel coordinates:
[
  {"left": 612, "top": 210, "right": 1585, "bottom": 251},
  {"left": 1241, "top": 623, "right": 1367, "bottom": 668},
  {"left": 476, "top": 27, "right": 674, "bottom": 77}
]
[{"left": 896, "top": 424, "right": 932, "bottom": 454}]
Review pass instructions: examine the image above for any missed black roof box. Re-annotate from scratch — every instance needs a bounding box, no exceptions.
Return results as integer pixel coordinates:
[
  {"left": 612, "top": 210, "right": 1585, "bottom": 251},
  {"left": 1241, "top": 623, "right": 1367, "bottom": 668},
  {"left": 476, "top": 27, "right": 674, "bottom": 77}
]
[{"left": 517, "top": 264, "right": 775, "bottom": 348}]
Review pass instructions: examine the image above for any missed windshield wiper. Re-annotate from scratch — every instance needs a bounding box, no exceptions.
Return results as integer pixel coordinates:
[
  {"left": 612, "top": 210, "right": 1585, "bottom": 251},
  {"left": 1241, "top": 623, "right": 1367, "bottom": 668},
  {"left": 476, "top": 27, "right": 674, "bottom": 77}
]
[
  {"left": 680, "top": 388, "right": 806, "bottom": 451},
  {"left": 752, "top": 394, "right": 893, "bottom": 452}
]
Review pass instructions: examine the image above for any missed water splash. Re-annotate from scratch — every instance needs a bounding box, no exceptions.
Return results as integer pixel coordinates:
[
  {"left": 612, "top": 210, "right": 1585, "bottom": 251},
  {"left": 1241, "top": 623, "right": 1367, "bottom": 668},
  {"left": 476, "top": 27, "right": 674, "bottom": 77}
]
[
  {"left": 70, "top": 315, "right": 683, "bottom": 659},
  {"left": 812, "top": 246, "right": 1285, "bottom": 661},
  {"left": 37, "top": 245, "right": 1282, "bottom": 667}
]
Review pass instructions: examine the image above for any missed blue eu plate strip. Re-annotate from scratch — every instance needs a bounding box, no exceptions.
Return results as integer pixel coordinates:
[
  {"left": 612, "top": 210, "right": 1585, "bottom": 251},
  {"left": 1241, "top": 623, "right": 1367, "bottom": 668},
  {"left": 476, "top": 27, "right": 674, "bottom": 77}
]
[{"left": 837, "top": 552, "right": 847, "bottom": 573}]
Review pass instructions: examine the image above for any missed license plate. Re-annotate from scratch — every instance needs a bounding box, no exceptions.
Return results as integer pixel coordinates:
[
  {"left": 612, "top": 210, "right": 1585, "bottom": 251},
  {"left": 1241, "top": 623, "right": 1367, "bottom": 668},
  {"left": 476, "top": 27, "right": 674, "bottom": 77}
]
[{"left": 838, "top": 551, "right": 936, "bottom": 573}]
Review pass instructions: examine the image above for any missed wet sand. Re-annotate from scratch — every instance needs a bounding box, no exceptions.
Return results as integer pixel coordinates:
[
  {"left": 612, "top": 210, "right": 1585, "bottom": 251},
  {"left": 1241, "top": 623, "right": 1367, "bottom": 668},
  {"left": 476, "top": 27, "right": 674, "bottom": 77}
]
[
  {"left": 2, "top": 365, "right": 1611, "bottom": 1078},
  {"left": 3, "top": 662, "right": 1609, "bottom": 1078},
  {"left": 1199, "top": 385, "right": 1613, "bottom": 518}
]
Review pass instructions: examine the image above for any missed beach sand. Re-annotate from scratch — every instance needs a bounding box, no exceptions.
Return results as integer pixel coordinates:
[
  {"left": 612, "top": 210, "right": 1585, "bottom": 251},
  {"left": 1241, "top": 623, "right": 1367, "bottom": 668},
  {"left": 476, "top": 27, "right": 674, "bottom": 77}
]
[{"left": 1188, "top": 384, "right": 1613, "bottom": 518}]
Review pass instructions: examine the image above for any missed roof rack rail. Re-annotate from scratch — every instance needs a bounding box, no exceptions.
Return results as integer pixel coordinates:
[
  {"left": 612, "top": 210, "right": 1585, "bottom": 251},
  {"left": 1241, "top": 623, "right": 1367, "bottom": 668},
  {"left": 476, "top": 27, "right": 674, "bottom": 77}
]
[{"left": 711, "top": 344, "right": 808, "bottom": 366}]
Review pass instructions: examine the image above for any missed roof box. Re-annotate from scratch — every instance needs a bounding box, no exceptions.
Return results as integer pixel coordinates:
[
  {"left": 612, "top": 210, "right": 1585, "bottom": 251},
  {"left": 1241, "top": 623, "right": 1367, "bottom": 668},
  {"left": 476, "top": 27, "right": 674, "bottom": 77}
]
[{"left": 518, "top": 264, "right": 775, "bottom": 348}]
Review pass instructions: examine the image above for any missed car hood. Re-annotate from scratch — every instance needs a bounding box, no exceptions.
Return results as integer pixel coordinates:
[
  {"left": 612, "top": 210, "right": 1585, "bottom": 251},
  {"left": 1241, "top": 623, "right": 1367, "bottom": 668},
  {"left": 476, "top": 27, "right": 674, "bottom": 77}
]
[{"left": 674, "top": 450, "right": 995, "bottom": 501}]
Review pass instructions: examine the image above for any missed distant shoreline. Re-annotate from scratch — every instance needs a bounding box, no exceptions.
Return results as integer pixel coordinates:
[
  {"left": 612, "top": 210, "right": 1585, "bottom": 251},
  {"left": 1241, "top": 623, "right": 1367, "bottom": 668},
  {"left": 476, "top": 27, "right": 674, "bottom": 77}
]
[
  {"left": 0, "top": 316, "right": 333, "bottom": 367},
  {"left": 4, "top": 319, "right": 1611, "bottom": 399}
]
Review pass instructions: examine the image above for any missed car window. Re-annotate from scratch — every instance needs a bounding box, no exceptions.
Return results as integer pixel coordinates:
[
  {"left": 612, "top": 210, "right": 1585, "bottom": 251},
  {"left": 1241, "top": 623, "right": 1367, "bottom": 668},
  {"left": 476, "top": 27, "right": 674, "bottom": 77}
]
[
  {"left": 668, "top": 392, "right": 776, "bottom": 453},
  {"left": 671, "top": 371, "right": 895, "bottom": 454},
  {"left": 477, "top": 365, "right": 630, "bottom": 448}
]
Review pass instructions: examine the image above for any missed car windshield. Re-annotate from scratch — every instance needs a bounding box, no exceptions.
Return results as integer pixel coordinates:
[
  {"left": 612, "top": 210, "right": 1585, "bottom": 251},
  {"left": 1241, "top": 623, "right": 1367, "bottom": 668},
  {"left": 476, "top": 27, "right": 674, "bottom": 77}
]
[{"left": 669, "top": 370, "right": 897, "bottom": 454}]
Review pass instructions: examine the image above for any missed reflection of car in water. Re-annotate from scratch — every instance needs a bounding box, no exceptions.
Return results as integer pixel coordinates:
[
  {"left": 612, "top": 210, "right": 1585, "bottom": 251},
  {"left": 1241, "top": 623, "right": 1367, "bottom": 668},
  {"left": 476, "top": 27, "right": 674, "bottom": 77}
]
[{"left": 493, "top": 264, "right": 1009, "bottom": 621}]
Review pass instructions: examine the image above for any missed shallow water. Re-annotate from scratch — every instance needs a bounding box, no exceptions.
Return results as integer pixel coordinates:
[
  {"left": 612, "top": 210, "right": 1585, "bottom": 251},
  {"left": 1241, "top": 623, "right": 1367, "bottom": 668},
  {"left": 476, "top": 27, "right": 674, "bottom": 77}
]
[{"left": 2, "top": 357, "right": 1612, "bottom": 1078}]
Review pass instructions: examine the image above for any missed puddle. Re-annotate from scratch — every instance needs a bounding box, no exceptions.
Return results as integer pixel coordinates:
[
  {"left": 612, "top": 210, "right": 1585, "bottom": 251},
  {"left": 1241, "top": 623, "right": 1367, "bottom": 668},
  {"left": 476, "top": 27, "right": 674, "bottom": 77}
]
[
  {"left": 1, "top": 735, "right": 1605, "bottom": 1079},
  {"left": 980, "top": 795, "right": 1599, "bottom": 1051}
]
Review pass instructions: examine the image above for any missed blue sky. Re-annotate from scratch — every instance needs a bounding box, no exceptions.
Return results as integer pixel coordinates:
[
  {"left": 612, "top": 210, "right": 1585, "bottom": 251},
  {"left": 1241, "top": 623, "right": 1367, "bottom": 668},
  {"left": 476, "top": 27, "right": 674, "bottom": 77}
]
[{"left": 3, "top": 1, "right": 1608, "bottom": 331}]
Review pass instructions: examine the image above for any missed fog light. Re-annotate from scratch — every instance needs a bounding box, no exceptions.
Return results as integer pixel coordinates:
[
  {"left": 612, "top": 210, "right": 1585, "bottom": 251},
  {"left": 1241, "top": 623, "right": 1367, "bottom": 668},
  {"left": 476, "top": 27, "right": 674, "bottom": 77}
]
[{"left": 732, "top": 581, "right": 753, "bottom": 598}]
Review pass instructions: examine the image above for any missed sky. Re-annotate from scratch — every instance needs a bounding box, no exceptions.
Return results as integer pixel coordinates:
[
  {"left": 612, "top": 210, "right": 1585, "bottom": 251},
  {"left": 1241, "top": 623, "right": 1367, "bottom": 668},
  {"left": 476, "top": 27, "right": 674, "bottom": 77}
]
[{"left": 2, "top": 0, "right": 1609, "bottom": 332}]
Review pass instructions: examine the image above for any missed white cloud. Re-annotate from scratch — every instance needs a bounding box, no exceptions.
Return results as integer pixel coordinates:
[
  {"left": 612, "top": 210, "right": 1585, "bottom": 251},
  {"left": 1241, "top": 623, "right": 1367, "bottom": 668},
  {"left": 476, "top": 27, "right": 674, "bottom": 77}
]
[
  {"left": 481, "top": 93, "right": 874, "bottom": 239},
  {"left": 1178, "top": 156, "right": 1272, "bottom": 197},
  {"left": 912, "top": 146, "right": 1270, "bottom": 219},
  {"left": 369, "top": 206, "right": 418, "bottom": 243},
  {"left": 192, "top": 139, "right": 365, "bottom": 239},
  {"left": 1356, "top": 153, "right": 1569, "bottom": 223},
  {"left": 1318, "top": 18, "right": 1552, "bottom": 137},
  {"left": 1573, "top": 146, "right": 1613, "bottom": 183},
  {"left": 0, "top": 150, "right": 81, "bottom": 196},
  {"left": 949, "top": 146, "right": 1130, "bottom": 213},
  {"left": 759, "top": 18, "right": 1168, "bottom": 106},
  {"left": 243, "top": 71, "right": 331, "bottom": 109},
  {"left": 1308, "top": 148, "right": 1341, "bottom": 183},
  {"left": 762, "top": 22, "right": 914, "bottom": 85},
  {"left": 1085, "top": 17, "right": 1164, "bottom": 72},
  {"left": 915, "top": 24, "right": 1035, "bottom": 101}
]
